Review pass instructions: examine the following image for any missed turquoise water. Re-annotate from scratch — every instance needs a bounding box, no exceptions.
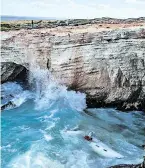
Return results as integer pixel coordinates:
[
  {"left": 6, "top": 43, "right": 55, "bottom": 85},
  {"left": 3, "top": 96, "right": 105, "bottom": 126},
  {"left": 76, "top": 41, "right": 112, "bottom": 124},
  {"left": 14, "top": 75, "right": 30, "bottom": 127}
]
[{"left": 1, "top": 74, "right": 145, "bottom": 167}]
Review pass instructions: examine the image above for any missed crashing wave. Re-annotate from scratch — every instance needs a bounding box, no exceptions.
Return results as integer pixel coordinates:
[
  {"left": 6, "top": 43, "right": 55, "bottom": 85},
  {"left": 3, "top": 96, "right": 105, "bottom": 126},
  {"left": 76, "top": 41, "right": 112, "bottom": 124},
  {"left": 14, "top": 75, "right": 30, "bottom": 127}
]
[
  {"left": 29, "top": 67, "right": 86, "bottom": 111},
  {"left": 1, "top": 82, "right": 33, "bottom": 110}
]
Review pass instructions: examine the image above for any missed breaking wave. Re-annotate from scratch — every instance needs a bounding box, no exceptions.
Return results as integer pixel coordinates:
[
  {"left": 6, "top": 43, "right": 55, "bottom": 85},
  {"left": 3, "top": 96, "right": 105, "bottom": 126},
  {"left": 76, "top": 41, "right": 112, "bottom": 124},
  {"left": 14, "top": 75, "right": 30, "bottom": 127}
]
[{"left": 29, "top": 67, "right": 86, "bottom": 111}]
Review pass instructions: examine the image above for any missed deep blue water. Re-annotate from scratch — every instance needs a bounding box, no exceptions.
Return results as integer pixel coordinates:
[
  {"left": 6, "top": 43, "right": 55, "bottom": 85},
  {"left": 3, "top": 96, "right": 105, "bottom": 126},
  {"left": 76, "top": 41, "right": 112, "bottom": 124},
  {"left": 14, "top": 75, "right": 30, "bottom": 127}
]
[
  {"left": 1, "top": 15, "right": 58, "bottom": 21},
  {"left": 1, "top": 80, "right": 145, "bottom": 168}
]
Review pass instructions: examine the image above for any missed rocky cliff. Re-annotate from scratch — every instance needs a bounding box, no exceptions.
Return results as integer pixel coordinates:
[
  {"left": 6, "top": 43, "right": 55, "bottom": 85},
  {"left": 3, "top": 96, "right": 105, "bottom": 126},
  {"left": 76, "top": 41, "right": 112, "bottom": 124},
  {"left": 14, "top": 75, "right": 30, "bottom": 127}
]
[
  {"left": 1, "top": 23, "right": 145, "bottom": 111},
  {"left": 1, "top": 62, "right": 28, "bottom": 84}
]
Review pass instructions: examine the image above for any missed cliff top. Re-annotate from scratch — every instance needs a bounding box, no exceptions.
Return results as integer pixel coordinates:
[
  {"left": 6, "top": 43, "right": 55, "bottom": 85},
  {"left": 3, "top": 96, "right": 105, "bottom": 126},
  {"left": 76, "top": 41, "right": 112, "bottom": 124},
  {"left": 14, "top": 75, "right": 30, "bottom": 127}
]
[{"left": 1, "top": 17, "right": 145, "bottom": 32}]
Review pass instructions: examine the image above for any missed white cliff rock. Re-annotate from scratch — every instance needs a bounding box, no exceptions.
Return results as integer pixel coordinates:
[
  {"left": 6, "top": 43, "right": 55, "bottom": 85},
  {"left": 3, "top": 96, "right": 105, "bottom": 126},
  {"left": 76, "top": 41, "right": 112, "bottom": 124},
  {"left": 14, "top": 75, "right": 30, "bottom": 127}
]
[{"left": 1, "top": 25, "right": 145, "bottom": 111}]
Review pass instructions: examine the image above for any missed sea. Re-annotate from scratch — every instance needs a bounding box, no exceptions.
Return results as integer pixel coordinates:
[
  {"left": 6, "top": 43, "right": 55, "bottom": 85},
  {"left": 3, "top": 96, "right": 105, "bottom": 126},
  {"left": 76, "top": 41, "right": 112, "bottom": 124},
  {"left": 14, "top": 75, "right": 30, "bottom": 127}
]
[{"left": 1, "top": 66, "right": 145, "bottom": 168}]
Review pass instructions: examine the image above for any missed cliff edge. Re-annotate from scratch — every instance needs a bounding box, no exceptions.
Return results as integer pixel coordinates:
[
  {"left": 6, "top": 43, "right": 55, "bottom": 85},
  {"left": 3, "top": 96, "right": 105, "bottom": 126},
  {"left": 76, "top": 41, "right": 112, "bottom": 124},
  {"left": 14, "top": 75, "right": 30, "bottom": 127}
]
[{"left": 1, "top": 20, "right": 145, "bottom": 111}]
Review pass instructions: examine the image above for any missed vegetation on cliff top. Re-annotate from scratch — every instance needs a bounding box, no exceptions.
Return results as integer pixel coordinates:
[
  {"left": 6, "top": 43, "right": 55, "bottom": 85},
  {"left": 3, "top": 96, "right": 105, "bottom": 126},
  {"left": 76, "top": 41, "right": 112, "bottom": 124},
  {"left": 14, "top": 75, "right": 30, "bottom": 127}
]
[{"left": 1, "top": 17, "right": 145, "bottom": 31}]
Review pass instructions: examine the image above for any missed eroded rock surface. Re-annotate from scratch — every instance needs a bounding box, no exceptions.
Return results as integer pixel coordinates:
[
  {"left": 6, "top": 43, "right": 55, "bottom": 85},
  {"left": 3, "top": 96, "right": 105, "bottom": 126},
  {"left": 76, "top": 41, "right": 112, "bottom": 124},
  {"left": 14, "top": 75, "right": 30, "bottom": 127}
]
[
  {"left": 109, "top": 157, "right": 145, "bottom": 168},
  {"left": 1, "top": 25, "right": 145, "bottom": 111},
  {"left": 1, "top": 62, "right": 28, "bottom": 83}
]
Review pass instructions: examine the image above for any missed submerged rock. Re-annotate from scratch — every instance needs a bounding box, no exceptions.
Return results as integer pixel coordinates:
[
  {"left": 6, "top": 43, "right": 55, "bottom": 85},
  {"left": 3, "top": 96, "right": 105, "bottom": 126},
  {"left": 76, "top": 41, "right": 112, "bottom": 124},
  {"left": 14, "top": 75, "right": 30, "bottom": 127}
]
[
  {"left": 1, "top": 62, "right": 28, "bottom": 84},
  {"left": 109, "top": 160, "right": 145, "bottom": 168},
  {"left": 109, "top": 164, "right": 142, "bottom": 168},
  {"left": 110, "top": 148, "right": 145, "bottom": 168},
  {"left": 1, "top": 101, "right": 16, "bottom": 111}
]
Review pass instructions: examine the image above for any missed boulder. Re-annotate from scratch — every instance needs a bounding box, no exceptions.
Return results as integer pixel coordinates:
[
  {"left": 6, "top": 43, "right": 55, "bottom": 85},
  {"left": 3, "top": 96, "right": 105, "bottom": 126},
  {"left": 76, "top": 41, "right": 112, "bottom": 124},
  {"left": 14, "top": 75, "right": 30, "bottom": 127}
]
[
  {"left": 1, "top": 62, "right": 28, "bottom": 84},
  {"left": 109, "top": 155, "right": 145, "bottom": 168},
  {"left": 1, "top": 101, "right": 16, "bottom": 111}
]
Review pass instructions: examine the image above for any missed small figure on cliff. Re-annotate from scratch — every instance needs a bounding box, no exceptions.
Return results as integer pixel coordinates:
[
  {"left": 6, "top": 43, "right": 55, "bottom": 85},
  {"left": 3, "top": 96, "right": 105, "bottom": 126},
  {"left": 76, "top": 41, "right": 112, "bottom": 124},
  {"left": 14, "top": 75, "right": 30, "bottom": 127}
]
[{"left": 32, "top": 20, "right": 34, "bottom": 28}]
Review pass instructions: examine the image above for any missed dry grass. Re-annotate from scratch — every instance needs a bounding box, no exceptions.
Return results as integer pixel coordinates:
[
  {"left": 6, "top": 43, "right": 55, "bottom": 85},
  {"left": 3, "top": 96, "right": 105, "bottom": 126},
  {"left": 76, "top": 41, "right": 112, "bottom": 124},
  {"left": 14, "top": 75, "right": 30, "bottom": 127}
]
[{"left": 1, "top": 19, "right": 145, "bottom": 32}]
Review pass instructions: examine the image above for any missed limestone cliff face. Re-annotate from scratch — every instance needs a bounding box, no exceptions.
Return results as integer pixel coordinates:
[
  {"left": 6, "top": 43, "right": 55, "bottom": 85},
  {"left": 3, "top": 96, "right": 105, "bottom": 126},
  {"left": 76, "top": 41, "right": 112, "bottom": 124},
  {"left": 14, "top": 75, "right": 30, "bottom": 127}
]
[{"left": 1, "top": 26, "right": 145, "bottom": 111}]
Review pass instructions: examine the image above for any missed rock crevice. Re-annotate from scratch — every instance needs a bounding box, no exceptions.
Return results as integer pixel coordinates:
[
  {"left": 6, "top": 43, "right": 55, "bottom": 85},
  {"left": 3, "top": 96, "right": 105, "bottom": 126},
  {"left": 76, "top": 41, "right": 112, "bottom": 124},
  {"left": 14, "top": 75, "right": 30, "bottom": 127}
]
[{"left": 1, "top": 62, "right": 28, "bottom": 84}]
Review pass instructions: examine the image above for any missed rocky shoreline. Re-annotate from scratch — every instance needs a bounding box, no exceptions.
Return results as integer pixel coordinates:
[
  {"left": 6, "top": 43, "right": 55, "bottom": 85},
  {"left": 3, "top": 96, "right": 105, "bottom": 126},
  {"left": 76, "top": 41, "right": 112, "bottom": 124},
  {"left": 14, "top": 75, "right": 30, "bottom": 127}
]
[
  {"left": 109, "top": 157, "right": 145, "bottom": 168},
  {"left": 109, "top": 145, "right": 145, "bottom": 167},
  {"left": 1, "top": 18, "right": 145, "bottom": 112}
]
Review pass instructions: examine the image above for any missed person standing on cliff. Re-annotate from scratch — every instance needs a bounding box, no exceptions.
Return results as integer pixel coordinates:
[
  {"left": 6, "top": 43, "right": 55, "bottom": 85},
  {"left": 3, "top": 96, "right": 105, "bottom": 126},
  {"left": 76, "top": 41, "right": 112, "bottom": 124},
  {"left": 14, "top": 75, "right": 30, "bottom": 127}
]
[{"left": 32, "top": 20, "right": 34, "bottom": 28}]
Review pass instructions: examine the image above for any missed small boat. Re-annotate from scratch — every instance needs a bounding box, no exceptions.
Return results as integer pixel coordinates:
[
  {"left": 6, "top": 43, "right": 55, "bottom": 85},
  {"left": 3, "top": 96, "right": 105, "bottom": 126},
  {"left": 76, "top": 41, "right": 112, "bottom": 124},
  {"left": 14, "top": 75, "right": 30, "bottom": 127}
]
[
  {"left": 64, "top": 129, "right": 124, "bottom": 159},
  {"left": 89, "top": 138, "right": 124, "bottom": 158}
]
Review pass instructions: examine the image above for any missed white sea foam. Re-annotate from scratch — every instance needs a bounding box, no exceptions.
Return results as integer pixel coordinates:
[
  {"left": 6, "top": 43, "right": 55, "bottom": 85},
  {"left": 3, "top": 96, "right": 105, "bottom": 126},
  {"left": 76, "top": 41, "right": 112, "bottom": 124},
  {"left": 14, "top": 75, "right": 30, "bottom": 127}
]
[
  {"left": 1, "top": 144, "right": 11, "bottom": 150},
  {"left": 29, "top": 67, "right": 86, "bottom": 111},
  {"left": 8, "top": 152, "right": 64, "bottom": 168},
  {"left": 45, "top": 122, "right": 56, "bottom": 130},
  {"left": 1, "top": 82, "right": 33, "bottom": 109},
  {"left": 39, "top": 129, "right": 53, "bottom": 141},
  {"left": 11, "top": 90, "right": 33, "bottom": 107},
  {"left": 44, "top": 134, "right": 53, "bottom": 141},
  {"left": 1, "top": 82, "right": 23, "bottom": 95},
  {"left": 18, "top": 126, "right": 30, "bottom": 131},
  {"left": 66, "top": 150, "right": 90, "bottom": 168}
]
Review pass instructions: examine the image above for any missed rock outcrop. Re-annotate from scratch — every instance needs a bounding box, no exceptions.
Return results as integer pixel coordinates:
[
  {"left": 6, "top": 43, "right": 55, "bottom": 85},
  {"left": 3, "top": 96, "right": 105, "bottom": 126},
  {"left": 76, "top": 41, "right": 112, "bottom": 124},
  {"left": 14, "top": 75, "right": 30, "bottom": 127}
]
[
  {"left": 1, "top": 24, "right": 145, "bottom": 111},
  {"left": 1, "top": 101, "right": 16, "bottom": 111},
  {"left": 1, "top": 62, "right": 28, "bottom": 83},
  {"left": 109, "top": 157, "right": 145, "bottom": 168}
]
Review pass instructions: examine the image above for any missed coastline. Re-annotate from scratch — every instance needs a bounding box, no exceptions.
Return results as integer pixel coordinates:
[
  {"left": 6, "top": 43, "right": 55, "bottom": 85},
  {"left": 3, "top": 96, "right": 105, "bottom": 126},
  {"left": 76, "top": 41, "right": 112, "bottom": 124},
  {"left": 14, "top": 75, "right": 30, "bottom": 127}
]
[{"left": 1, "top": 21, "right": 145, "bottom": 111}]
